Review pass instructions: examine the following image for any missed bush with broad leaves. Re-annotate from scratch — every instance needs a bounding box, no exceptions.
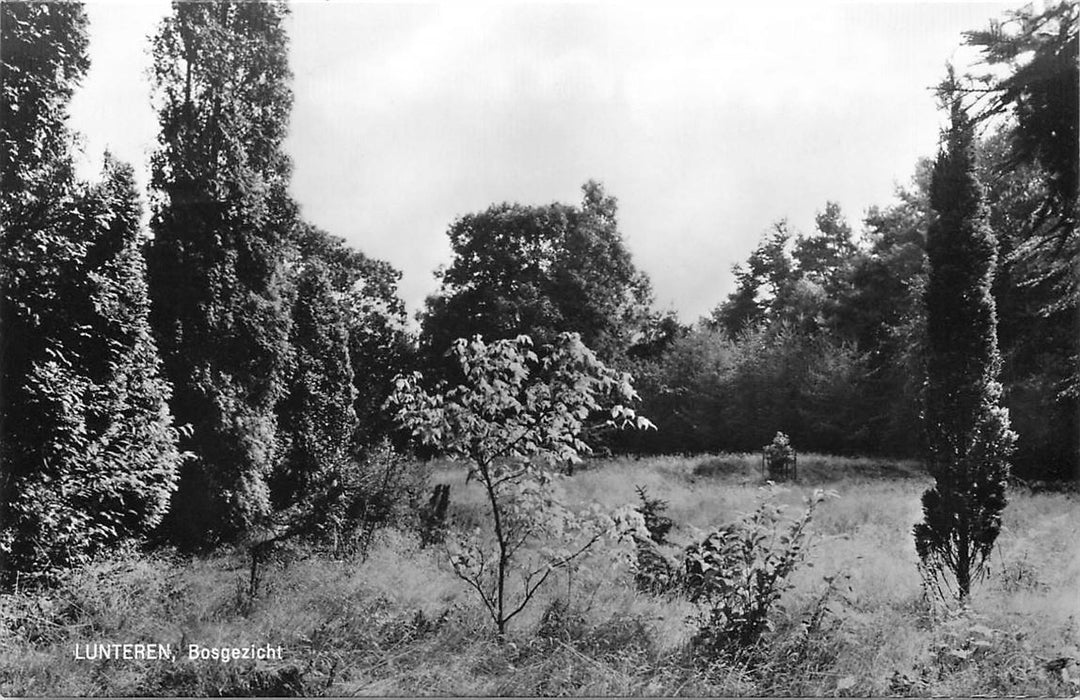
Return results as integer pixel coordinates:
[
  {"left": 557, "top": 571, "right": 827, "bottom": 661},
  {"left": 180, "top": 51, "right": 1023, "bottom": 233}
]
[{"left": 388, "top": 332, "right": 653, "bottom": 634}]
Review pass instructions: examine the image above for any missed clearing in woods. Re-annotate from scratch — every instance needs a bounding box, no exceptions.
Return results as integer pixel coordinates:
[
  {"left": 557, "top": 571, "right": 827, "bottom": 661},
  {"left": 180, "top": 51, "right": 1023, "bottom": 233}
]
[{"left": 1, "top": 453, "right": 1077, "bottom": 697}]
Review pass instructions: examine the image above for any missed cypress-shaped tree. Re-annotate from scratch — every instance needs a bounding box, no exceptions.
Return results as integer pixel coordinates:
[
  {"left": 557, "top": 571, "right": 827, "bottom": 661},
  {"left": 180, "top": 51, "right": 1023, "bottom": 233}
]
[
  {"left": 1, "top": 4, "right": 180, "bottom": 581},
  {"left": 272, "top": 259, "right": 356, "bottom": 512},
  {"left": 914, "top": 95, "right": 1015, "bottom": 600},
  {"left": 1, "top": 3, "right": 89, "bottom": 505},
  {"left": 147, "top": 2, "right": 296, "bottom": 547},
  {"left": 6, "top": 161, "right": 182, "bottom": 576}
]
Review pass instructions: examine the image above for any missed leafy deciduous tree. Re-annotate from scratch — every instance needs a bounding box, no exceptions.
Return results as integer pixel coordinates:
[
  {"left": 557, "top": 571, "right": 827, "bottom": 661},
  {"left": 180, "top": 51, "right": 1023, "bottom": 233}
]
[
  {"left": 420, "top": 181, "right": 653, "bottom": 369},
  {"left": 389, "top": 333, "right": 652, "bottom": 634}
]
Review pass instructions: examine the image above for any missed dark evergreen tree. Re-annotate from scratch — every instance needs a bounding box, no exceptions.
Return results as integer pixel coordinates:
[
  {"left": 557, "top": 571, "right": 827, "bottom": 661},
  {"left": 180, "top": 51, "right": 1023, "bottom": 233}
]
[
  {"left": 966, "top": 1, "right": 1077, "bottom": 232},
  {"left": 842, "top": 166, "right": 932, "bottom": 455},
  {"left": 272, "top": 260, "right": 356, "bottom": 511},
  {"left": 710, "top": 222, "right": 795, "bottom": 336},
  {"left": 0, "top": 1, "right": 87, "bottom": 204},
  {"left": 977, "top": 130, "right": 1079, "bottom": 480},
  {"left": 914, "top": 96, "right": 1015, "bottom": 601},
  {"left": 1, "top": 4, "right": 180, "bottom": 581},
  {"left": 793, "top": 202, "right": 857, "bottom": 292},
  {"left": 966, "top": 3, "right": 1079, "bottom": 476},
  {"left": 147, "top": 2, "right": 297, "bottom": 547},
  {"left": 966, "top": 2, "right": 1078, "bottom": 406},
  {"left": 1, "top": 3, "right": 89, "bottom": 492}
]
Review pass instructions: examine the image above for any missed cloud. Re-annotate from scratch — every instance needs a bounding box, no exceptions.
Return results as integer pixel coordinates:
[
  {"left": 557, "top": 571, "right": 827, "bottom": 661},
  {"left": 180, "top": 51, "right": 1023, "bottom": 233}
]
[
  {"left": 68, "top": 2, "right": 169, "bottom": 188},
  {"left": 69, "top": 1, "right": 1025, "bottom": 323}
]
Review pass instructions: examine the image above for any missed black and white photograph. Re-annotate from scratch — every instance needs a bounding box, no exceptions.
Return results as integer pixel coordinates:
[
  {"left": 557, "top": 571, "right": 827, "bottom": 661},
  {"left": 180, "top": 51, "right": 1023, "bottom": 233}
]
[{"left": 0, "top": 0, "right": 1077, "bottom": 696}]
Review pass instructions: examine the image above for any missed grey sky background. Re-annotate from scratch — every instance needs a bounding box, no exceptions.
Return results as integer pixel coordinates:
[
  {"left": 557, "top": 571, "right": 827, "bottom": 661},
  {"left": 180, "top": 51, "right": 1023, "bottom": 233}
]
[{"left": 69, "top": 1, "right": 1024, "bottom": 325}]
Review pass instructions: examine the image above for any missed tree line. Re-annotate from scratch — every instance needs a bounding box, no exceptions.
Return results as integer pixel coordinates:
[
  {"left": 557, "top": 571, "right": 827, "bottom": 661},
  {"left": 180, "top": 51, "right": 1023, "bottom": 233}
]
[
  {"left": 415, "top": 5, "right": 1077, "bottom": 482},
  {"left": 0, "top": 1, "right": 1075, "bottom": 585},
  {"left": 1, "top": 2, "right": 411, "bottom": 580}
]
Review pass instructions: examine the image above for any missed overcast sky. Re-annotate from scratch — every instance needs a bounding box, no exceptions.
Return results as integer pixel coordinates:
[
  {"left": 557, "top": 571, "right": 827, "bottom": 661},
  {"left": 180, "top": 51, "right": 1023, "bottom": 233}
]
[{"left": 68, "top": 1, "right": 1023, "bottom": 324}]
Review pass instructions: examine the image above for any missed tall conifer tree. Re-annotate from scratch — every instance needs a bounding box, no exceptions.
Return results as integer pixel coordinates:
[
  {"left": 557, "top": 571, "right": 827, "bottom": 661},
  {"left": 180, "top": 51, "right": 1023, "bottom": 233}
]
[
  {"left": 147, "top": 2, "right": 296, "bottom": 546},
  {"left": 2, "top": 3, "right": 180, "bottom": 578},
  {"left": 914, "top": 95, "right": 1015, "bottom": 600},
  {"left": 292, "top": 223, "right": 411, "bottom": 449},
  {"left": 273, "top": 260, "right": 356, "bottom": 511}
]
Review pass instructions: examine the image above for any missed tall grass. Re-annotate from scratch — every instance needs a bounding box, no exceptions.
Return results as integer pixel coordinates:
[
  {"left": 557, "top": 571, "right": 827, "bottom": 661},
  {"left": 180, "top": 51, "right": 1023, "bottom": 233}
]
[{"left": 1, "top": 453, "right": 1076, "bottom": 696}]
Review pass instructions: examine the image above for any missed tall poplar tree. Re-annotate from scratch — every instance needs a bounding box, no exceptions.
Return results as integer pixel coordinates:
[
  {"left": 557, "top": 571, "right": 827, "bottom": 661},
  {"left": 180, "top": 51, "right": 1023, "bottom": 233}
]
[
  {"left": 914, "top": 95, "right": 1015, "bottom": 600},
  {"left": 147, "top": 2, "right": 297, "bottom": 547}
]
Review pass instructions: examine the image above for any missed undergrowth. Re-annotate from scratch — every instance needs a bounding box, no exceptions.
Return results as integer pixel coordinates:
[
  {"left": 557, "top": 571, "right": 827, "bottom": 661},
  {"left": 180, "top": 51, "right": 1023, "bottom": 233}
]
[{"left": 1, "top": 454, "right": 1076, "bottom": 697}]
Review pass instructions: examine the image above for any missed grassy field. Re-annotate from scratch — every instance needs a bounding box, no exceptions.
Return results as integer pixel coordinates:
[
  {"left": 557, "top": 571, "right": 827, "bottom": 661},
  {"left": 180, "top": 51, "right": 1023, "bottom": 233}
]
[{"left": 2, "top": 453, "right": 1077, "bottom": 696}]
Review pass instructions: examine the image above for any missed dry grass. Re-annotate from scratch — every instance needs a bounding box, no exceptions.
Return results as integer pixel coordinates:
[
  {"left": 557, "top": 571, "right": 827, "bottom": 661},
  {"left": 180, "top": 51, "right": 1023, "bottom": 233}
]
[{"left": 1, "top": 453, "right": 1077, "bottom": 696}]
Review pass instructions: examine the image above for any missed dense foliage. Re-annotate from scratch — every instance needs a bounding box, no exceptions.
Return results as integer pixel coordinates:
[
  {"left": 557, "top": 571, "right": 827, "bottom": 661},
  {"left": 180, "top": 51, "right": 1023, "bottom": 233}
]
[
  {"left": 292, "top": 223, "right": 412, "bottom": 449},
  {"left": 145, "top": 2, "right": 298, "bottom": 547},
  {"left": 914, "top": 97, "right": 1015, "bottom": 601},
  {"left": 420, "top": 181, "right": 654, "bottom": 369},
  {"left": 966, "top": 1, "right": 1079, "bottom": 477},
  {"left": 965, "top": 1, "right": 1077, "bottom": 236},
  {"left": 272, "top": 260, "right": 355, "bottom": 512},
  {"left": 623, "top": 70, "right": 1075, "bottom": 475},
  {"left": 0, "top": 4, "right": 180, "bottom": 581},
  {"left": 144, "top": 3, "right": 410, "bottom": 549},
  {"left": 621, "top": 320, "right": 872, "bottom": 456},
  {"left": 685, "top": 488, "right": 830, "bottom": 657}
]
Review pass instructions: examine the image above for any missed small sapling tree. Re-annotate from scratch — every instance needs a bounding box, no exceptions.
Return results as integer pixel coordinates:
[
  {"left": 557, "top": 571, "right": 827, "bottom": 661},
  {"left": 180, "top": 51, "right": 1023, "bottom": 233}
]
[
  {"left": 915, "top": 91, "right": 1015, "bottom": 602},
  {"left": 763, "top": 431, "right": 796, "bottom": 481},
  {"left": 389, "top": 332, "right": 653, "bottom": 634}
]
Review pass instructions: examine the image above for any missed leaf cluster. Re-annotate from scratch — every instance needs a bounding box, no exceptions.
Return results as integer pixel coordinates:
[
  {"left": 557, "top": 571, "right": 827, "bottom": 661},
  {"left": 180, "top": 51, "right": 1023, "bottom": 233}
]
[
  {"left": 390, "top": 333, "right": 651, "bottom": 471},
  {"left": 626, "top": 485, "right": 834, "bottom": 660}
]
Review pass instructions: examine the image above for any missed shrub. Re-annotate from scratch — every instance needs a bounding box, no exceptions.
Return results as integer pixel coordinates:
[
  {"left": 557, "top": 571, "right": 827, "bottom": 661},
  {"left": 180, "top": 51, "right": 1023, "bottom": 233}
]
[
  {"left": 684, "top": 487, "right": 833, "bottom": 659},
  {"left": 634, "top": 485, "right": 674, "bottom": 544},
  {"left": 339, "top": 439, "right": 429, "bottom": 556},
  {"left": 631, "top": 485, "right": 678, "bottom": 594},
  {"left": 763, "top": 431, "right": 796, "bottom": 480}
]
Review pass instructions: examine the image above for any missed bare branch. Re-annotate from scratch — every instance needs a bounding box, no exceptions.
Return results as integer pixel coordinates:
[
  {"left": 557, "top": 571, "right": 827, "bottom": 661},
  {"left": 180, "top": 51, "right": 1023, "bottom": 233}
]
[{"left": 503, "top": 532, "right": 603, "bottom": 626}]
